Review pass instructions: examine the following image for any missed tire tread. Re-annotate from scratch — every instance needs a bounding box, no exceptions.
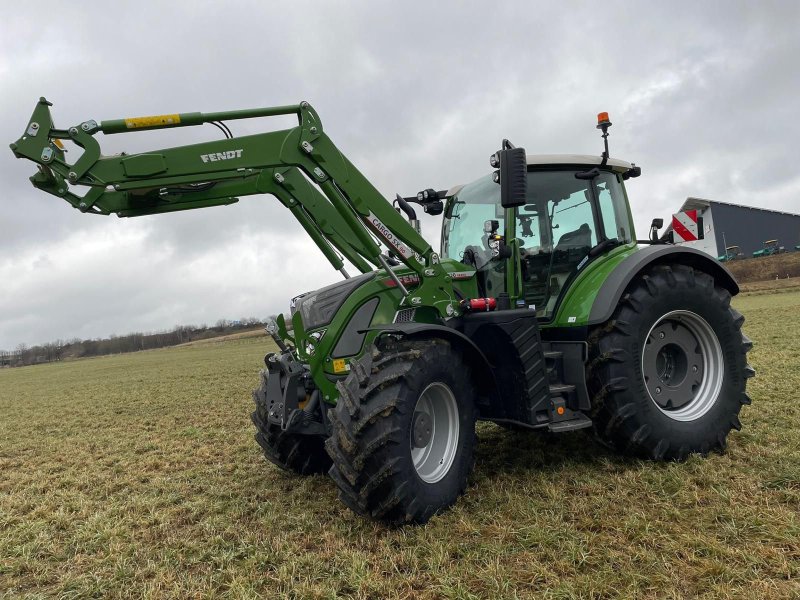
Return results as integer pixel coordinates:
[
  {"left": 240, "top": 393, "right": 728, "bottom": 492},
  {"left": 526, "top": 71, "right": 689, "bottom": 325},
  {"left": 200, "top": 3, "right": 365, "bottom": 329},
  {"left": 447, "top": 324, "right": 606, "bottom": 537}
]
[
  {"left": 587, "top": 264, "right": 752, "bottom": 461},
  {"left": 326, "top": 338, "right": 476, "bottom": 524}
]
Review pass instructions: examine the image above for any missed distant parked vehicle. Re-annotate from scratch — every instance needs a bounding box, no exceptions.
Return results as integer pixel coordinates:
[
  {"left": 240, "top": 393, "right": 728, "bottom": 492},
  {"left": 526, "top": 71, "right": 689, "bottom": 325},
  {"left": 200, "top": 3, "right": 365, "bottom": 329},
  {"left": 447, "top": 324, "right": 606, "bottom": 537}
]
[
  {"left": 718, "top": 245, "right": 742, "bottom": 262},
  {"left": 752, "top": 239, "right": 786, "bottom": 258}
]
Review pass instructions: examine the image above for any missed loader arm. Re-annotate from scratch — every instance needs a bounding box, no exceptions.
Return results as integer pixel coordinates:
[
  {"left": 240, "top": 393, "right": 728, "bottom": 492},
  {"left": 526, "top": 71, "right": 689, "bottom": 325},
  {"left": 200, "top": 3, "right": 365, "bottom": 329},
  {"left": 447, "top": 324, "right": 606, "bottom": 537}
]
[{"left": 10, "top": 98, "right": 455, "bottom": 315}]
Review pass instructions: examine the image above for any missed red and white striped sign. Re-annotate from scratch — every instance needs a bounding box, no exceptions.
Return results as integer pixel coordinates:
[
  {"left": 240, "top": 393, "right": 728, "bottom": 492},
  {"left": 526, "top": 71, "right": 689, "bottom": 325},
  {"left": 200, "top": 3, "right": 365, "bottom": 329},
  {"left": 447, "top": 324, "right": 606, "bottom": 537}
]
[{"left": 672, "top": 209, "right": 699, "bottom": 242}]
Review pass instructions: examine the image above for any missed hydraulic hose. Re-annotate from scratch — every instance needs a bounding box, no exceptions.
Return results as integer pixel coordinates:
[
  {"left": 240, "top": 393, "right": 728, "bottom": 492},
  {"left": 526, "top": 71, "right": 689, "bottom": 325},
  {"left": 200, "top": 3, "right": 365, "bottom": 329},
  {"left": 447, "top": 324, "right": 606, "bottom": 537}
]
[{"left": 394, "top": 194, "right": 418, "bottom": 220}]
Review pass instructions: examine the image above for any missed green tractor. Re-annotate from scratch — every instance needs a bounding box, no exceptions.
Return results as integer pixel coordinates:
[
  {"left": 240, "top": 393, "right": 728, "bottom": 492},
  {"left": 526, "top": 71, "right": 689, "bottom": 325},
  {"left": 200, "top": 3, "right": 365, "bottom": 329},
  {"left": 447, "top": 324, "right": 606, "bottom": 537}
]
[
  {"left": 718, "top": 245, "right": 741, "bottom": 263},
  {"left": 752, "top": 239, "right": 785, "bottom": 258},
  {"left": 10, "top": 100, "right": 754, "bottom": 524}
]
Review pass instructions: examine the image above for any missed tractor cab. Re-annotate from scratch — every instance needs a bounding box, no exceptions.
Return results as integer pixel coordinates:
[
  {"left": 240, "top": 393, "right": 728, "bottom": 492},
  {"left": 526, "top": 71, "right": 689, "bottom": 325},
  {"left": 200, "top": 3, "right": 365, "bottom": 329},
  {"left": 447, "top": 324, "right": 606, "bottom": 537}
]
[{"left": 442, "top": 155, "right": 636, "bottom": 319}]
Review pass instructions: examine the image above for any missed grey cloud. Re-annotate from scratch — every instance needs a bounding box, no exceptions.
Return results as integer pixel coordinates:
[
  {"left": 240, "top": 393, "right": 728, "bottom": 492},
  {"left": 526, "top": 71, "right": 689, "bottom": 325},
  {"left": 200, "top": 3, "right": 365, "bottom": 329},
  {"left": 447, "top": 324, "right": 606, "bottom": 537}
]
[{"left": 2, "top": 0, "right": 799, "bottom": 348}]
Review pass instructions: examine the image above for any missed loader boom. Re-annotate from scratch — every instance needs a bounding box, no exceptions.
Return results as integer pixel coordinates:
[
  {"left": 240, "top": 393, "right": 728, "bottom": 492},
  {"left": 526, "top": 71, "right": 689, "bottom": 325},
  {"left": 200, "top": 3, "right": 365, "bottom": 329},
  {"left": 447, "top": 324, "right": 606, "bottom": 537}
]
[{"left": 11, "top": 98, "right": 454, "bottom": 313}]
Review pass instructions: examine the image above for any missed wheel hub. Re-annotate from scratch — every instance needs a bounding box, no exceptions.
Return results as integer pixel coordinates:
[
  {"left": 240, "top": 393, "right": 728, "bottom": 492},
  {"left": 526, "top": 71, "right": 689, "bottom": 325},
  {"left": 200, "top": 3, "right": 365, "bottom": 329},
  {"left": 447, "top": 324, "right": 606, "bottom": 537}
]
[
  {"left": 641, "top": 310, "right": 724, "bottom": 422},
  {"left": 412, "top": 411, "right": 433, "bottom": 448},
  {"left": 643, "top": 321, "right": 702, "bottom": 410},
  {"left": 410, "top": 382, "right": 460, "bottom": 484}
]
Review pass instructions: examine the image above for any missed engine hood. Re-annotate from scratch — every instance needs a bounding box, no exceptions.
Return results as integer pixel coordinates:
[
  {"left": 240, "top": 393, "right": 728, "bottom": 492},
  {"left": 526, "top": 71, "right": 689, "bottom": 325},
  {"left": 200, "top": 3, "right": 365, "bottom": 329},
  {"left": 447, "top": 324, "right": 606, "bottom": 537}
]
[{"left": 291, "top": 272, "right": 376, "bottom": 331}]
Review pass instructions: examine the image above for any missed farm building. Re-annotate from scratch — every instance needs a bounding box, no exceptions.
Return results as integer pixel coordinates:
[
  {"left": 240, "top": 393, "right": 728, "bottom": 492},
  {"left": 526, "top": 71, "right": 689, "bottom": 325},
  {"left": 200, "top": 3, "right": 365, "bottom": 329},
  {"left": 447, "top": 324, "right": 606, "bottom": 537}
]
[{"left": 666, "top": 197, "right": 800, "bottom": 258}]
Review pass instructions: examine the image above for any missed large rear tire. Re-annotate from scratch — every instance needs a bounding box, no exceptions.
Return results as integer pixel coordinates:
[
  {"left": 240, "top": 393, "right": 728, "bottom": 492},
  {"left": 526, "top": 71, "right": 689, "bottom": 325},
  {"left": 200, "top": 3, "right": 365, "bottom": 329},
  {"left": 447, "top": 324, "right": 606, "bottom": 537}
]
[
  {"left": 251, "top": 369, "right": 332, "bottom": 475},
  {"left": 326, "top": 338, "right": 477, "bottom": 524},
  {"left": 587, "top": 264, "right": 754, "bottom": 460}
]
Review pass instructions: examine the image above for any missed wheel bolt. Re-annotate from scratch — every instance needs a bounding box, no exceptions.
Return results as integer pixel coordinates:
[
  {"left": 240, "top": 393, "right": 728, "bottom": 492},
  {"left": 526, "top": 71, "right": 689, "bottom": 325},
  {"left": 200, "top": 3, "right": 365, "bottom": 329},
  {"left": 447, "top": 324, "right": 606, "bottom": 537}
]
[
  {"left": 659, "top": 332, "right": 665, "bottom": 339},
  {"left": 692, "top": 366, "right": 698, "bottom": 373},
  {"left": 655, "top": 387, "right": 662, "bottom": 394}
]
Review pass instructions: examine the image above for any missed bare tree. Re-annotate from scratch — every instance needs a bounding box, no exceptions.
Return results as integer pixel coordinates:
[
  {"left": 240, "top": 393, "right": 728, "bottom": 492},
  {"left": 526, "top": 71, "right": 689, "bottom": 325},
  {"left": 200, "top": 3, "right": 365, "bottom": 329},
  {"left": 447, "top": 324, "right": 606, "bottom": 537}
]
[{"left": 14, "top": 343, "right": 29, "bottom": 365}]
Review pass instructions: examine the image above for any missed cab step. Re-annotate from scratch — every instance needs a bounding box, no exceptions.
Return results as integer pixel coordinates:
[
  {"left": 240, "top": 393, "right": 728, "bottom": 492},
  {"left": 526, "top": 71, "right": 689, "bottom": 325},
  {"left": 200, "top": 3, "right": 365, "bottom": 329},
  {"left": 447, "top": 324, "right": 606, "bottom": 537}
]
[{"left": 547, "top": 413, "right": 593, "bottom": 433}]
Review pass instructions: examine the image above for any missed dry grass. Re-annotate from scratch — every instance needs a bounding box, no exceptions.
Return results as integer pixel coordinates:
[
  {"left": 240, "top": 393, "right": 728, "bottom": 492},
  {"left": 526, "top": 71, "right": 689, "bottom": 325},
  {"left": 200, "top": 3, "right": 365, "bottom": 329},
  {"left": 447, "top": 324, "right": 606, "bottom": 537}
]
[
  {"left": 726, "top": 251, "right": 800, "bottom": 283},
  {"left": 1, "top": 294, "right": 798, "bottom": 599}
]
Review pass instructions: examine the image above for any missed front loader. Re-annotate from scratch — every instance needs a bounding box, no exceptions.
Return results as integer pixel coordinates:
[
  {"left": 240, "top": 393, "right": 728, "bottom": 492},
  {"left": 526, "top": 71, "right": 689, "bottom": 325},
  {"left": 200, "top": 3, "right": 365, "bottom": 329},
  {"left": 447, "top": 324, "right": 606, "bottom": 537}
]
[{"left": 11, "top": 100, "right": 754, "bottom": 524}]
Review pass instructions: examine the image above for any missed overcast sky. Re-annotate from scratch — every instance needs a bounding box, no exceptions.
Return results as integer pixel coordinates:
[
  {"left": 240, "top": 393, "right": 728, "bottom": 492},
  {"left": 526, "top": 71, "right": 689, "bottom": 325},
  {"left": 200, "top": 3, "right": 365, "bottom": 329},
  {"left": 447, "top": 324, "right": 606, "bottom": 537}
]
[{"left": 1, "top": 1, "right": 799, "bottom": 349}]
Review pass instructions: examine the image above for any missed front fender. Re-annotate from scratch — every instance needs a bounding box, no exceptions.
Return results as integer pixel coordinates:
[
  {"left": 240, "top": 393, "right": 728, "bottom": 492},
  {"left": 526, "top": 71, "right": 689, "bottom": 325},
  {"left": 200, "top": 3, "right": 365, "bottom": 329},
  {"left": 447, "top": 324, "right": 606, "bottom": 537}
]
[{"left": 366, "top": 323, "right": 497, "bottom": 399}]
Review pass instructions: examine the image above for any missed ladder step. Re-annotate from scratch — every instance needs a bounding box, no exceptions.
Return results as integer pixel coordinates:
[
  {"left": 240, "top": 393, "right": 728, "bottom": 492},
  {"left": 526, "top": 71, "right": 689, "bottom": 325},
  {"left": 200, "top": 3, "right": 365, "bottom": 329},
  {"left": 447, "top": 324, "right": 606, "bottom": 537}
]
[
  {"left": 543, "top": 351, "right": 562, "bottom": 360},
  {"left": 548, "top": 413, "right": 592, "bottom": 433},
  {"left": 549, "top": 383, "right": 575, "bottom": 396}
]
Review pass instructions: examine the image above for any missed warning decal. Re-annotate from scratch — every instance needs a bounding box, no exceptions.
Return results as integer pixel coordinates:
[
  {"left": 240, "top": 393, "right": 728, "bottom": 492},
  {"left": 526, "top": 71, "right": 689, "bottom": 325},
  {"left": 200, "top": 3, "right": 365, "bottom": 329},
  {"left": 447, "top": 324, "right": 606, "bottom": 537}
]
[
  {"left": 672, "top": 209, "right": 699, "bottom": 243},
  {"left": 124, "top": 114, "right": 181, "bottom": 129}
]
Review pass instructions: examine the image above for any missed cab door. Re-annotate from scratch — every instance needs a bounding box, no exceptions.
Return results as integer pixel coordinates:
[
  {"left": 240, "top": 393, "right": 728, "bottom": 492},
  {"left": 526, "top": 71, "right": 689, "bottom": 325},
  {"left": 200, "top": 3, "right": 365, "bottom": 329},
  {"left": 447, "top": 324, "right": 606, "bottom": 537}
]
[{"left": 516, "top": 169, "right": 631, "bottom": 319}]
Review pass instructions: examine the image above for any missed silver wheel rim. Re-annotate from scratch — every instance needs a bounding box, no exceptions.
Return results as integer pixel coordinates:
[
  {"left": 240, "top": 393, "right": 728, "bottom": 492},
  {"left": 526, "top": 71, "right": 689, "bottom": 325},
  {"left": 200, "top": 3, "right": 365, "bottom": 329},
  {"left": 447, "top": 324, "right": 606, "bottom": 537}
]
[
  {"left": 410, "top": 382, "right": 460, "bottom": 484},
  {"left": 641, "top": 310, "right": 724, "bottom": 422}
]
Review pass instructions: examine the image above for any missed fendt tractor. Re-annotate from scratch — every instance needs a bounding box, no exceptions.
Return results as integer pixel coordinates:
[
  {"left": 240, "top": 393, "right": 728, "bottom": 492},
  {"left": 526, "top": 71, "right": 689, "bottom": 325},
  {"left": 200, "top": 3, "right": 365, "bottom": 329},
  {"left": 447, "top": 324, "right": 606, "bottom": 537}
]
[{"left": 11, "top": 99, "right": 754, "bottom": 524}]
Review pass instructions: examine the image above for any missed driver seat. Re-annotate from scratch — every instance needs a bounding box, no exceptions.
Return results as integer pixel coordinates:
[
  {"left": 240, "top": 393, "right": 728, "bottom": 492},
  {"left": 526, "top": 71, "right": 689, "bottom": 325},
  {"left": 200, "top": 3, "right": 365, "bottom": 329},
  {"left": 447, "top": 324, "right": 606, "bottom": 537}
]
[{"left": 555, "top": 223, "right": 592, "bottom": 250}]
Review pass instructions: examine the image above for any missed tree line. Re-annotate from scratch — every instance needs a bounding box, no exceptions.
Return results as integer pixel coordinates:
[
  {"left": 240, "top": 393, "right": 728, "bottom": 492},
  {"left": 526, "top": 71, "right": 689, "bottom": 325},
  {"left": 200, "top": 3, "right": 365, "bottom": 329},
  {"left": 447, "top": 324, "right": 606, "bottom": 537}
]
[{"left": 0, "top": 317, "right": 272, "bottom": 368}]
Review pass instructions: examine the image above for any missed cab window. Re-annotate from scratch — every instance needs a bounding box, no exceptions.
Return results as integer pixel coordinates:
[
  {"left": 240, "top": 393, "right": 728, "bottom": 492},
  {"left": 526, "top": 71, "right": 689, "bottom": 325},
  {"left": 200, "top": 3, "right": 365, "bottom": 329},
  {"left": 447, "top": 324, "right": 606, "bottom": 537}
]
[{"left": 596, "top": 172, "right": 633, "bottom": 243}]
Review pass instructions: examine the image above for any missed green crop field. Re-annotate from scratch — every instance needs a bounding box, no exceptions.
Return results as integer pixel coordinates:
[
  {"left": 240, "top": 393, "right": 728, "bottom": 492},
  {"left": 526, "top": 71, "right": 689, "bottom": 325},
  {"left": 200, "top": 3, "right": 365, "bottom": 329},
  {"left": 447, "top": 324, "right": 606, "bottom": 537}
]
[{"left": 1, "top": 292, "right": 798, "bottom": 599}]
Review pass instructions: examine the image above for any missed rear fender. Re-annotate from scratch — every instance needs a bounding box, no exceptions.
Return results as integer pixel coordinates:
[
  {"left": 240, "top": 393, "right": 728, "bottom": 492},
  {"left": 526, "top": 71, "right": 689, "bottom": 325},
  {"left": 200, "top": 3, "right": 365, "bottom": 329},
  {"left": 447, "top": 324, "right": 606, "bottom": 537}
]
[{"left": 588, "top": 245, "right": 739, "bottom": 325}]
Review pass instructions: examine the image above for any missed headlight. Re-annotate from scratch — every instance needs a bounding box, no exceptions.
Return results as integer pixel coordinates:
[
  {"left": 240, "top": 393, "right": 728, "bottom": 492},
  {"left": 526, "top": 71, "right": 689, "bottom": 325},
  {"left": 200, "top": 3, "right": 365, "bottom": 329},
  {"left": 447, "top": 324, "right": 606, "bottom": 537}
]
[
  {"left": 289, "top": 293, "right": 306, "bottom": 315},
  {"left": 304, "top": 330, "right": 325, "bottom": 356}
]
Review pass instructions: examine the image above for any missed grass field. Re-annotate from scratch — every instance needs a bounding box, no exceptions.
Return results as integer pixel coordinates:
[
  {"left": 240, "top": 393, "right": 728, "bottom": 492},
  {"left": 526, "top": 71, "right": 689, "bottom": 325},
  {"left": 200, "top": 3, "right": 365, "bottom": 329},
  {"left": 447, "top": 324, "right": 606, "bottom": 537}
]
[{"left": 1, "top": 292, "right": 798, "bottom": 599}]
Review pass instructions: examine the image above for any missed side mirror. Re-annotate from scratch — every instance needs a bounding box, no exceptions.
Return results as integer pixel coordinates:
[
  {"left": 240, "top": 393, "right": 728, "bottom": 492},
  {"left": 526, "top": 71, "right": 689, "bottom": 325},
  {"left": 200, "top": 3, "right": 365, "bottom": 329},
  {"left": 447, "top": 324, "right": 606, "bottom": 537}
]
[
  {"left": 623, "top": 164, "right": 642, "bottom": 180},
  {"left": 423, "top": 200, "right": 443, "bottom": 216},
  {"left": 491, "top": 146, "right": 527, "bottom": 208},
  {"left": 649, "top": 218, "right": 664, "bottom": 243}
]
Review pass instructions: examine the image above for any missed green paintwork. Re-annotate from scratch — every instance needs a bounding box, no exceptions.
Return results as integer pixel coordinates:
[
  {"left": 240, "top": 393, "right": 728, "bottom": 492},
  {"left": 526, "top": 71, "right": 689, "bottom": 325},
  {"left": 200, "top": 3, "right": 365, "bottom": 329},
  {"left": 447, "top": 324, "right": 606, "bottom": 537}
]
[
  {"left": 11, "top": 97, "right": 651, "bottom": 408},
  {"left": 546, "top": 242, "right": 638, "bottom": 327},
  {"left": 291, "top": 261, "right": 477, "bottom": 402}
]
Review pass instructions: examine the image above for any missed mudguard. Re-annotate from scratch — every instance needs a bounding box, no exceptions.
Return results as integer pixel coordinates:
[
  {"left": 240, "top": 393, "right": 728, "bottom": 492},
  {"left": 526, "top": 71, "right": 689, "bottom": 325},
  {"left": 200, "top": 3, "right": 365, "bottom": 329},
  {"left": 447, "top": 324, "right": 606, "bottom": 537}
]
[
  {"left": 588, "top": 245, "right": 739, "bottom": 325},
  {"left": 368, "top": 322, "right": 498, "bottom": 401},
  {"left": 369, "top": 323, "right": 492, "bottom": 368},
  {"left": 369, "top": 312, "right": 553, "bottom": 426}
]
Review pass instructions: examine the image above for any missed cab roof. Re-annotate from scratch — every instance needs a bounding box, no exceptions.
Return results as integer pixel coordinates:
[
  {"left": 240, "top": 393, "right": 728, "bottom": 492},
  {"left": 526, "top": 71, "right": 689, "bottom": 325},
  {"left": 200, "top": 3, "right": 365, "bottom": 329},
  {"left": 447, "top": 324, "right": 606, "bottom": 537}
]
[
  {"left": 444, "top": 154, "right": 634, "bottom": 197},
  {"left": 525, "top": 154, "right": 632, "bottom": 173}
]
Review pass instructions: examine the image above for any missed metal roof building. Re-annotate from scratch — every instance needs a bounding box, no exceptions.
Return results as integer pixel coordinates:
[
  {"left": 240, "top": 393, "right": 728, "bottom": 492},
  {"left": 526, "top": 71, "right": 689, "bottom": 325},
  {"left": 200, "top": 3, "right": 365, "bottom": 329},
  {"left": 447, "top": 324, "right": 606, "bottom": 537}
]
[{"left": 666, "top": 197, "right": 800, "bottom": 258}]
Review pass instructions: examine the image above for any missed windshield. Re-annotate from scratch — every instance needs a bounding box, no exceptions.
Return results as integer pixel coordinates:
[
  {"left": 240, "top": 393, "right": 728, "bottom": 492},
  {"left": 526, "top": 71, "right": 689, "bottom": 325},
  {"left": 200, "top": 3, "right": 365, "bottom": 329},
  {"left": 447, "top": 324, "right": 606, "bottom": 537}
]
[
  {"left": 442, "top": 176, "right": 503, "bottom": 261},
  {"left": 441, "top": 175, "right": 506, "bottom": 296},
  {"left": 442, "top": 168, "right": 633, "bottom": 318}
]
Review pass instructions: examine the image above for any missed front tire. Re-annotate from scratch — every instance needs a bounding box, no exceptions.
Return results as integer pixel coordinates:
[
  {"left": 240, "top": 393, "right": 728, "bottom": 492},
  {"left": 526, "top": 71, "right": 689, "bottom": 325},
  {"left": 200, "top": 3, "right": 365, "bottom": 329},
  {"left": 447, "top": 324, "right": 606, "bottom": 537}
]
[
  {"left": 251, "top": 370, "right": 332, "bottom": 475},
  {"left": 326, "top": 338, "right": 477, "bottom": 524},
  {"left": 588, "top": 264, "right": 754, "bottom": 460}
]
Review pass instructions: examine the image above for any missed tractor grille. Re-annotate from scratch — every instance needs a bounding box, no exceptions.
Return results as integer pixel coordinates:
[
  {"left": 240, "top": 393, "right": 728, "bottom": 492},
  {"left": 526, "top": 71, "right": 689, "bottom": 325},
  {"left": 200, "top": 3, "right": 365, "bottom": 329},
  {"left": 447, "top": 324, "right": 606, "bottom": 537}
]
[{"left": 393, "top": 308, "right": 416, "bottom": 323}]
